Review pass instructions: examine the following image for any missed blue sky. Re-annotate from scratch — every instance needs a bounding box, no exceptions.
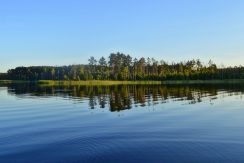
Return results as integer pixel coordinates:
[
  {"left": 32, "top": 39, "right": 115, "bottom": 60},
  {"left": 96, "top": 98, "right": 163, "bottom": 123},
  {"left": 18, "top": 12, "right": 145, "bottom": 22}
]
[{"left": 0, "top": 0, "right": 244, "bottom": 72}]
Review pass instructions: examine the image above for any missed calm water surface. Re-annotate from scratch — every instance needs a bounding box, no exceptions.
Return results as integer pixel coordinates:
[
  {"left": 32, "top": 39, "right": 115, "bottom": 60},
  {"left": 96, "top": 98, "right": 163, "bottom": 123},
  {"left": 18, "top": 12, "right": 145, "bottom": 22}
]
[{"left": 1, "top": 84, "right": 244, "bottom": 162}]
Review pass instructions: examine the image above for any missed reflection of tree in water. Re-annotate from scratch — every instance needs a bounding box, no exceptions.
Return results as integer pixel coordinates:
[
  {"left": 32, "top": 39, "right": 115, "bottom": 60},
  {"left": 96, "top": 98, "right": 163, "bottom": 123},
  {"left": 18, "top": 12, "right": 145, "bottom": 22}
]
[
  {"left": 109, "top": 86, "right": 132, "bottom": 112},
  {"left": 5, "top": 83, "right": 244, "bottom": 112}
]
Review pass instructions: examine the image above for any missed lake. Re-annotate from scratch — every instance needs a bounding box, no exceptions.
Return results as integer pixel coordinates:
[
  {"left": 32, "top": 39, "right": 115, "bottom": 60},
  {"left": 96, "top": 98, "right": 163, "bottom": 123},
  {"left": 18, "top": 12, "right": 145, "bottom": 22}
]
[{"left": 1, "top": 83, "right": 244, "bottom": 162}]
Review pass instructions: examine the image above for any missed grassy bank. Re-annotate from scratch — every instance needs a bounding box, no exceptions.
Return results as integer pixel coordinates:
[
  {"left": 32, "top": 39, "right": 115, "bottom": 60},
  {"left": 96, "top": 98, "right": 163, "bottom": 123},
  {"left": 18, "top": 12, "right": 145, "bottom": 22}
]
[
  {"left": 162, "top": 79, "right": 244, "bottom": 85},
  {"left": 37, "top": 80, "right": 162, "bottom": 86},
  {"left": 1, "top": 79, "right": 244, "bottom": 86},
  {"left": 0, "top": 80, "right": 162, "bottom": 86}
]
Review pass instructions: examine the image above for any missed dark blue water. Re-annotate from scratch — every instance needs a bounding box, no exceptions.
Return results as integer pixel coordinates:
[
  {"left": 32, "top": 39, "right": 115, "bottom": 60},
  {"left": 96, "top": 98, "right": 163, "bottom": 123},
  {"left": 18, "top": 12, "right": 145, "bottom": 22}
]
[{"left": 1, "top": 84, "right": 244, "bottom": 162}]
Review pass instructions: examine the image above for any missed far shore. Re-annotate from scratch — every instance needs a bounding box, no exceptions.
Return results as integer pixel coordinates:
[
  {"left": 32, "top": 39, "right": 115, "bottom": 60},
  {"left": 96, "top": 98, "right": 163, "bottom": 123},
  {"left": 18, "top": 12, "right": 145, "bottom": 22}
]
[{"left": 1, "top": 79, "right": 244, "bottom": 86}]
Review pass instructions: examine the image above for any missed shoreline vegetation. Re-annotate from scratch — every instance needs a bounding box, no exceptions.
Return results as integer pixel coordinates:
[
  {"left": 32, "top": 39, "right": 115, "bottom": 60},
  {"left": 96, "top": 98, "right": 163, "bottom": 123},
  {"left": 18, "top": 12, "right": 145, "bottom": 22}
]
[
  {"left": 1, "top": 79, "right": 244, "bottom": 86},
  {"left": 1, "top": 53, "right": 244, "bottom": 83}
]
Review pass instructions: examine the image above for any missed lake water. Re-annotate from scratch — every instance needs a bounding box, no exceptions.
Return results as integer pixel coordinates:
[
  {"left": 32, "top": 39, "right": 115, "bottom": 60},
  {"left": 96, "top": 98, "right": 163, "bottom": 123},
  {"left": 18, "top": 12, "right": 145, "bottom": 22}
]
[{"left": 1, "top": 84, "right": 244, "bottom": 162}]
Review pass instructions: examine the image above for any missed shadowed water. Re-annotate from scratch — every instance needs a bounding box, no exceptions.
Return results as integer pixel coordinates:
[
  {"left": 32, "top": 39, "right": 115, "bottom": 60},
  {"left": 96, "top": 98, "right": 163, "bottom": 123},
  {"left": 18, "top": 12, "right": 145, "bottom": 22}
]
[{"left": 1, "top": 83, "right": 244, "bottom": 162}]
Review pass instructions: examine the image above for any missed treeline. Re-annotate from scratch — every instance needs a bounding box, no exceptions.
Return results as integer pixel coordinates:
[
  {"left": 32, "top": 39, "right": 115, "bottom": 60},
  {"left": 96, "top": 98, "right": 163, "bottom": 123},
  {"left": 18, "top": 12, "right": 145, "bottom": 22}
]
[{"left": 1, "top": 52, "right": 244, "bottom": 81}]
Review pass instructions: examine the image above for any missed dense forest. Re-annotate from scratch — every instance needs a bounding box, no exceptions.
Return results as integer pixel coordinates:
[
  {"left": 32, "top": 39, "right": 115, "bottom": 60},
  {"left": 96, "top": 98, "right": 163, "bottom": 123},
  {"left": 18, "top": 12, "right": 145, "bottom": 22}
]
[{"left": 1, "top": 52, "right": 244, "bottom": 81}]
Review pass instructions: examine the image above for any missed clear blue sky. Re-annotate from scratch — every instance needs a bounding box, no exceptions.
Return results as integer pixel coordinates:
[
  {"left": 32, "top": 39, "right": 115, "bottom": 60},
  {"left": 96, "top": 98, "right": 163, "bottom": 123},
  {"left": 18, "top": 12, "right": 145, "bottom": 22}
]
[{"left": 0, "top": 0, "right": 244, "bottom": 72}]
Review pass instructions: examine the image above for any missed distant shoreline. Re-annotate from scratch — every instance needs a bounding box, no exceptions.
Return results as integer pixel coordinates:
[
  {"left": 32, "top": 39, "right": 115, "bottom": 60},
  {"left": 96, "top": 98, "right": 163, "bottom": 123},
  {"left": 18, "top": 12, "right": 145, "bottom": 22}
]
[{"left": 1, "top": 79, "right": 244, "bottom": 86}]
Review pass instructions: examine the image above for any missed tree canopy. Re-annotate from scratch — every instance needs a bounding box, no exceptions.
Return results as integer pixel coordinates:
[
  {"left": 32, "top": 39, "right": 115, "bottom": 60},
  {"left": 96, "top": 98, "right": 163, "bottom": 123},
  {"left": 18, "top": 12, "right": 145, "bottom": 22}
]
[{"left": 1, "top": 52, "right": 244, "bottom": 81}]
